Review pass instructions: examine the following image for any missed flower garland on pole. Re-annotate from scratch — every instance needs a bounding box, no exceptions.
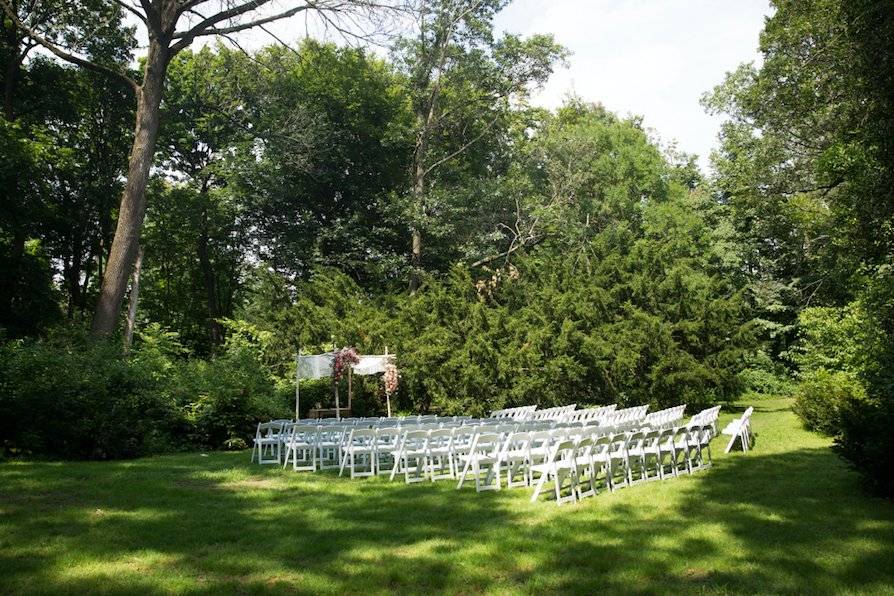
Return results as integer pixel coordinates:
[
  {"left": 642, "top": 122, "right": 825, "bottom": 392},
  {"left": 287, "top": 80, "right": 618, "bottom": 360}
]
[
  {"left": 332, "top": 347, "right": 359, "bottom": 418},
  {"left": 383, "top": 363, "right": 399, "bottom": 417},
  {"left": 333, "top": 347, "right": 359, "bottom": 382}
]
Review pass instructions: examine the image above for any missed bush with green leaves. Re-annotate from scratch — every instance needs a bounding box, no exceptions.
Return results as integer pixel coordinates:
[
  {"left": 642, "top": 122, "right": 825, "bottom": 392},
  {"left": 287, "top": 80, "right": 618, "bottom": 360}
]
[
  {"left": 792, "top": 370, "right": 865, "bottom": 436},
  {"left": 0, "top": 322, "right": 294, "bottom": 459},
  {"left": 178, "top": 323, "right": 291, "bottom": 450},
  {"left": 788, "top": 296, "right": 894, "bottom": 496},
  {"left": 788, "top": 302, "right": 878, "bottom": 434},
  {"left": 0, "top": 327, "right": 182, "bottom": 459}
]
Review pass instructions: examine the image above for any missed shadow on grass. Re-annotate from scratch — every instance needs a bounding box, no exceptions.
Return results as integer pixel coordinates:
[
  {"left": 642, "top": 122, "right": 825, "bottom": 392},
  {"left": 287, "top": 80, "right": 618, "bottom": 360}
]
[{"left": 2, "top": 441, "right": 894, "bottom": 594}]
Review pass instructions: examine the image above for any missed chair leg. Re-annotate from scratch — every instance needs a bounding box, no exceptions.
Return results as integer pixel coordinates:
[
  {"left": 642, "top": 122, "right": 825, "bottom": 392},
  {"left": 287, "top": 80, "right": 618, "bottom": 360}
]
[
  {"left": 530, "top": 469, "right": 548, "bottom": 503},
  {"left": 390, "top": 451, "right": 402, "bottom": 482},
  {"left": 457, "top": 457, "right": 473, "bottom": 489}
]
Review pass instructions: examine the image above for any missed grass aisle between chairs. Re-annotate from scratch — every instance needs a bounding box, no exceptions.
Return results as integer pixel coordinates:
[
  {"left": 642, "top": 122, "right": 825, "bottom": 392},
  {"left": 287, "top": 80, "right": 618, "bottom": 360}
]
[{"left": 2, "top": 397, "right": 894, "bottom": 594}]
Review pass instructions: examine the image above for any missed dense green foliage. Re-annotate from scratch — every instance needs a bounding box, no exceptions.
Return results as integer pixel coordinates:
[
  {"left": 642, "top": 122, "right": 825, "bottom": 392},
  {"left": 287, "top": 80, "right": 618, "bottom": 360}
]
[
  {"left": 0, "top": 325, "right": 290, "bottom": 458},
  {"left": 1, "top": 0, "right": 892, "bottom": 497}
]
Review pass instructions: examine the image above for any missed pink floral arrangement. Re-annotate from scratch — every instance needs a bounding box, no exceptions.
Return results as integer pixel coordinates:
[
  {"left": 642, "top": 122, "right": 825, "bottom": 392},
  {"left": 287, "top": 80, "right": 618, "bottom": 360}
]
[
  {"left": 383, "top": 363, "right": 400, "bottom": 396},
  {"left": 332, "top": 347, "right": 360, "bottom": 381}
]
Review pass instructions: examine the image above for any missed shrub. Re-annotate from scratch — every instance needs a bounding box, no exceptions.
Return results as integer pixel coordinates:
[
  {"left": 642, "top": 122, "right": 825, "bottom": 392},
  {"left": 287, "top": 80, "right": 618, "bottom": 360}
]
[
  {"left": 175, "top": 321, "right": 291, "bottom": 449},
  {"left": 792, "top": 370, "right": 866, "bottom": 436},
  {"left": 737, "top": 349, "right": 795, "bottom": 395},
  {"left": 0, "top": 327, "right": 183, "bottom": 459},
  {"left": 836, "top": 392, "right": 894, "bottom": 498},
  {"left": 788, "top": 304, "right": 871, "bottom": 376}
]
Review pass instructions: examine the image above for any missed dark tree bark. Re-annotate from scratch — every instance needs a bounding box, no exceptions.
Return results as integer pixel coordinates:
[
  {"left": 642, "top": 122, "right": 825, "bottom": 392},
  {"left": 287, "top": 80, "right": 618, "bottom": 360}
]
[
  {"left": 196, "top": 202, "right": 224, "bottom": 345},
  {"left": 123, "top": 244, "right": 144, "bottom": 350},
  {"left": 91, "top": 39, "right": 168, "bottom": 335}
]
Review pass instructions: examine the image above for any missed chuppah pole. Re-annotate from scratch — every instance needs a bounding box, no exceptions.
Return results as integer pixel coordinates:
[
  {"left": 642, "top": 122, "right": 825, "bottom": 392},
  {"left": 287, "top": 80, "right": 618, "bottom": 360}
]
[{"left": 295, "top": 348, "right": 301, "bottom": 422}]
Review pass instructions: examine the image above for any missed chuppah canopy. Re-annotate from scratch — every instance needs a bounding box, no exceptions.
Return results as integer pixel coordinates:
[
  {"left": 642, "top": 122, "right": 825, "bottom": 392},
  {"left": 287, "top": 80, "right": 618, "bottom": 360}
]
[{"left": 294, "top": 351, "right": 395, "bottom": 419}]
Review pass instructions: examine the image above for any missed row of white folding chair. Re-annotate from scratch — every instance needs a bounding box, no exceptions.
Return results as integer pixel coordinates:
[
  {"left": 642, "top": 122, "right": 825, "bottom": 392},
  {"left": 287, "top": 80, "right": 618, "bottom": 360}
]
[
  {"left": 642, "top": 405, "right": 687, "bottom": 430},
  {"left": 331, "top": 423, "right": 514, "bottom": 481},
  {"left": 455, "top": 424, "right": 600, "bottom": 492},
  {"left": 689, "top": 405, "right": 722, "bottom": 434},
  {"left": 278, "top": 416, "right": 526, "bottom": 472},
  {"left": 527, "top": 425, "right": 715, "bottom": 504},
  {"left": 489, "top": 405, "right": 537, "bottom": 420},
  {"left": 389, "top": 425, "right": 513, "bottom": 483},
  {"left": 449, "top": 423, "right": 711, "bottom": 501},
  {"left": 564, "top": 404, "right": 617, "bottom": 424},
  {"left": 600, "top": 405, "right": 649, "bottom": 427},
  {"left": 528, "top": 404, "right": 577, "bottom": 422}
]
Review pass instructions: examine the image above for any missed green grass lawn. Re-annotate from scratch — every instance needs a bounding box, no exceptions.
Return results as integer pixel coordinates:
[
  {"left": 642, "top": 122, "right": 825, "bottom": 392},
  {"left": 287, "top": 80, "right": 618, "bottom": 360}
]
[{"left": 2, "top": 398, "right": 894, "bottom": 595}]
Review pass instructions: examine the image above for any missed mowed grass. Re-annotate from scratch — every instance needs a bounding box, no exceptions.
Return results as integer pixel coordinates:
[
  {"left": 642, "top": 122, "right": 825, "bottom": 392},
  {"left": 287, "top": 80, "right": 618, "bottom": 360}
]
[{"left": 2, "top": 399, "right": 894, "bottom": 595}]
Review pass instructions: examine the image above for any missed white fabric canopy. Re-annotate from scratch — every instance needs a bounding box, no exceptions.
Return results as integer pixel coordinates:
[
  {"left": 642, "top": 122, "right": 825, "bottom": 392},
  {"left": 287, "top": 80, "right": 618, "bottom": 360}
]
[
  {"left": 352, "top": 355, "right": 393, "bottom": 376},
  {"left": 296, "top": 354, "right": 333, "bottom": 380}
]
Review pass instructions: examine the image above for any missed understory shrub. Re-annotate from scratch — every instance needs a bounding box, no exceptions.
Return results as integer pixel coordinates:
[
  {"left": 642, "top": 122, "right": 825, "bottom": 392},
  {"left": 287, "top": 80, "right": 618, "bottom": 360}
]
[
  {"left": 737, "top": 349, "right": 795, "bottom": 395},
  {"left": 790, "top": 292, "right": 894, "bottom": 497},
  {"left": 792, "top": 370, "right": 866, "bottom": 435},
  {"left": 0, "top": 323, "right": 290, "bottom": 459},
  {"left": 0, "top": 327, "right": 182, "bottom": 459}
]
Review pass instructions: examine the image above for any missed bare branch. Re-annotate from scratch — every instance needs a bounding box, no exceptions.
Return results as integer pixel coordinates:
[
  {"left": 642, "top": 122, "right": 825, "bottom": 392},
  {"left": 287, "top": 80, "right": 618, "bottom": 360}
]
[
  {"left": 111, "top": 0, "right": 147, "bottom": 26},
  {"left": 422, "top": 116, "right": 498, "bottom": 177},
  {"left": 172, "top": 1, "right": 327, "bottom": 53},
  {"left": 471, "top": 236, "right": 543, "bottom": 268},
  {"left": 172, "top": 0, "right": 275, "bottom": 41},
  {"left": 0, "top": 0, "right": 139, "bottom": 92}
]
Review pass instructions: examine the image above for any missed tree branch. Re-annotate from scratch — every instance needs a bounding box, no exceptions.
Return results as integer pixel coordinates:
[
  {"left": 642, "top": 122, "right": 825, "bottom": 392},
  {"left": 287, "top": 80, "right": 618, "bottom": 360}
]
[
  {"left": 422, "top": 116, "right": 498, "bottom": 177},
  {"left": 0, "top": 0, "right": 139, "bottom": 92},
  {"left": 172, "top": 0, "right": 273, "bottom": 40},
  {"left": 171, "top": 1, "right": 326, "bottom": 53},
  {"left": 111, "top": 0, "right": 148, "bottom": 26},
  {"left": 471, "top": 236, "right": 543, "bottom": 268}
]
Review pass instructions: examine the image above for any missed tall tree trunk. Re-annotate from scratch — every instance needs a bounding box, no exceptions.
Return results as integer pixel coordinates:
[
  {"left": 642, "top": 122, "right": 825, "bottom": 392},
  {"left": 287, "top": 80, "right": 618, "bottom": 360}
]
[
  {"left": 407, "top": 31, "right": 448, "bottom": 294},
  {"left": 409, "top": 160, "right": 424, "bottom": 293},
  {"left": 91, "top": 40, "right": 168, "bottom": 336},
  {"left": 410, "top": 227, "right": 423, "bottom": 292},
  {"left": 2, "top": 23, "right": 24, "bottom": 121},
  {"left": 409, "top": 111, "right": 432, "bottom": 294},
  {"left": 123, "top": 244, "right": 144, "bottom": 350},
  {"left": 197, "top": 204, "right": 224, "bottom": 345}
]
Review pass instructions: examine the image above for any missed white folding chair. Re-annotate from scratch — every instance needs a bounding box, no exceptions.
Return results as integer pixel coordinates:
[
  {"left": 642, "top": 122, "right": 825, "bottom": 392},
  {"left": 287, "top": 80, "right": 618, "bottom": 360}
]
[
  {"left": 606, "top": 432, "right": 631, "bottom": 490},
  {"left": 391, "top": 429, "right": 430, "bottom": 484},
  {"left": 373, "top": 427, "right": 401, "bottom": 476},
  {"left": 639, "top": 429, "right": 663, "bottom": 482},
  {"left": 339, "top": 428, "right": 377, "bottom": 478},
  {"left": 623, "top": 430, "right": 648, "bottom": 484},
  {"left": 722, "top": 407, "right": 754, "bottom": 453},
  {"left": 653, "top": 427, "right": 677, "bottom": 479},
  {"left": 426, "top": 428, "right": 456, "bottom": 481},
  {"left": 530, "top": 438, "right": 578, "bottom": 505},
  {"left": 588, "top": 434, "right": 613, "bottom": 493},
  {"left": 456, "top": 431, "right": 503, "bottom": 492},
  {"left": 283, "top": 424, "right": 319, "bottom": 471},
  {"left": 250, "top": 421, "right": 284, "bottom": 465},
  {"left": 317, "top": 424, "right": 348, "bottom": 470},
  {"left": 500, "top": 431, "right": 532, "bottom": 488},
  {"left": 573, "top": 437, "right": 598, "bottom": 500},
  {"left": 526, "top": 430, "right": 555, "bottom": 486},
  {"left": 696, "top": 424, "right": 715, "bottom": 470}
]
